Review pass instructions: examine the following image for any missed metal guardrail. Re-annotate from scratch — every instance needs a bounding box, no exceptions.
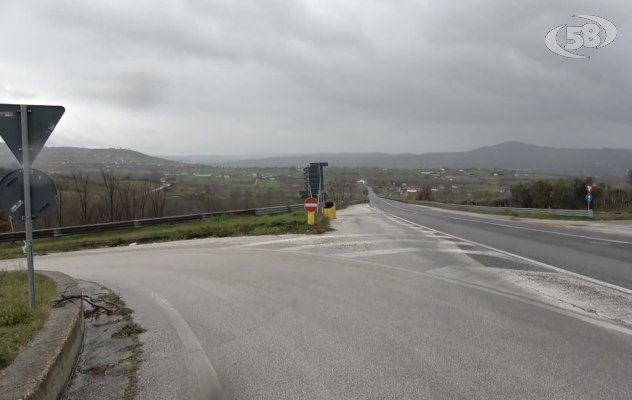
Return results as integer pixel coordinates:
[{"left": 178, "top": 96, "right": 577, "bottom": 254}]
[
  {"left": 255, "top": 204, "right": 304, "bottom": 215},
  {"left": 381, "top": 197, "right": 594, "bottom": 218},
  {"left": 0, "top": 204, "right": 305, "bottom": 243}
]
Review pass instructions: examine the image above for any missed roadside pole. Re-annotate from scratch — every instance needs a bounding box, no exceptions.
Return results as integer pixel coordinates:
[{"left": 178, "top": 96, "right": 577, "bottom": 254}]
[
  {"left": 19, "top": 105, "right": 36, "bottom": 310},
  {"left": 0, "top": 103, "right": 65, "bottom": 310}
]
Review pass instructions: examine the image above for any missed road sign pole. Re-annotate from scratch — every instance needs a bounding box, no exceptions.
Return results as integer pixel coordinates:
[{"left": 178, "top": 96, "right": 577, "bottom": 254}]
[{"left": 19, "top": 104, "right": 36, "bottom": 310}]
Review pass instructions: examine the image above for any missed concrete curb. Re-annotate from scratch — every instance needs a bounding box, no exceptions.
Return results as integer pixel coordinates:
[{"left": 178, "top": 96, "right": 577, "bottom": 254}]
[{"left": 0, "top": 271, "right": 84, "bottom": 400}]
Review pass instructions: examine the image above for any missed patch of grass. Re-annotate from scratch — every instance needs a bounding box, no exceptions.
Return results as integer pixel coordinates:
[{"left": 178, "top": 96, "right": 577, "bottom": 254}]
[
  {"left": 0, "top": 211, "right": 332, "bottom": 260},
  {"left": 0, "top": 271, "right": 58, "bottom": 371},
  {"left": 257, "top": 179, "right": 280, "bottom": 189},
  {"left": 593, "top": 212, "right": 632, "bottom": 221},
  {"left": 112, "top": 322, "right": 146, "bottom": 338}
]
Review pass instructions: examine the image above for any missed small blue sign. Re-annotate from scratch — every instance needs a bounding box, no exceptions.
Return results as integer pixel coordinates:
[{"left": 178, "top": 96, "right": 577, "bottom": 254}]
[{"left": 586, "top": 194, "right": 593, "bottom": 202}]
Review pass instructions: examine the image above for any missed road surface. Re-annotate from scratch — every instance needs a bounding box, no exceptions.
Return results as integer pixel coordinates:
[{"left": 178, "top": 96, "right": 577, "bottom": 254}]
[
  {"left": 5, "top": 204, "right": 632, "bottom": 399},
  {"left": 370, "top": 192, "right": 632, "bottom": 291}
]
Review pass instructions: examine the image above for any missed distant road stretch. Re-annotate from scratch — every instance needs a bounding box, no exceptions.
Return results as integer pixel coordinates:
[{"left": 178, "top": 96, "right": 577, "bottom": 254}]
[{"left": 370, "top": 192, "right": 632, "bottom": 291}]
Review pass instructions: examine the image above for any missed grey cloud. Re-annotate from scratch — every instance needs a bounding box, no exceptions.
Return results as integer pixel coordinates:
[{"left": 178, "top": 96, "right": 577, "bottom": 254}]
[
  {"left": 0, "top": 0, "right": 630, "bottom": 156},
  {"left": 73, "top": 70, "right": 168, "bottom": 109}
]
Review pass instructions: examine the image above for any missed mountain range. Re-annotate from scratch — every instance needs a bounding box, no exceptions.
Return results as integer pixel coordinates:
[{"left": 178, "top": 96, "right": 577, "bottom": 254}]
[
  {"left": 2, "top": 141, "right": 630, "bottom": 178},
  {"left": 0, "top": 143, "right": 182, "bottom": 168},
  {"left": 190, "top": 142, "right": 631, "bottom": 178}
]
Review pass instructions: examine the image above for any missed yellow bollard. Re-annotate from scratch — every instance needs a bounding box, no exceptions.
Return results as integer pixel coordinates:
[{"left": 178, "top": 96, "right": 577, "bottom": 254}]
[
  {"left": 307, "top": 211, "right": 315, "bottom": 225},
  {"left": 323, "top": 207, "right": 330, "bottom": 219},
  {"left": 329, "top": 204, "right": 336, "bottom": 219}
]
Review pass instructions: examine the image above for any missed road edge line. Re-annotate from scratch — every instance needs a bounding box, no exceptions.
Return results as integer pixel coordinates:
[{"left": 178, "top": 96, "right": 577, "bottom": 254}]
[{"left": 152, "top": 293, "right": 227, "bottom": 400}]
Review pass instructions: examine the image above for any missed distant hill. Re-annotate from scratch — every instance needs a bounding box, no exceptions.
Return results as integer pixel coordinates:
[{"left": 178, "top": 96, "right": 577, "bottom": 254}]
[
  {"left": 0, "top": 143, "right": 183, "bottom": 168},
  {"left": 161, "top": 152, "right": 298, "bottom": 165},
  {"left": 207, "top": 142, "right": 632, "bottom": 178},
  {"left": 3, "top": 142, "right": 630, "bottom": 179}
]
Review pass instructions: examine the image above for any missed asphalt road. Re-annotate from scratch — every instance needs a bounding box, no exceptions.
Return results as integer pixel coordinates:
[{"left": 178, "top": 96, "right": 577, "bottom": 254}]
[
  {"left": 8, "top": 205, "right": 632, "bottom": 400},
  {"left": 370, "top": 193, "right": 632, "bottom": 291}
]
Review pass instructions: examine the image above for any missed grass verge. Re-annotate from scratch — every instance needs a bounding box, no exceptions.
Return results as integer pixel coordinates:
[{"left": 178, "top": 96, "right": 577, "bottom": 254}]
[
  {"left": 0, "top": 211, "right": 331, "bottom": 260},
  {"left": 386, "top": 198, "right": 632, "bottom": 221},
  {"left": 0, "top": 270, "right": 58, "bottom": 371}
]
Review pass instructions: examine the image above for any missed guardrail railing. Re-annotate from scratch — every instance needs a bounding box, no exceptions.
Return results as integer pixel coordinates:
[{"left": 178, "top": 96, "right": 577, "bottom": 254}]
[
  {"left": 380, "top": 197, "right": 594, "bottom": 218},
  {"left": 0, "top": 204, "right": 305, "bottom": 243}
]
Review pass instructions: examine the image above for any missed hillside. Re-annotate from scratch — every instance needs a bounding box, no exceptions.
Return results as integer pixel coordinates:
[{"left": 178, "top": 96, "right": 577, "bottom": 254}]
[
  {"left": 0, "top": 143, "right": 183, "bottom": 168},
  {"left": 2, "top": 142, "right": 630, "bottom": 179},
  {"left": 209, "top": 142, "right": 632, "bottom": 179}
]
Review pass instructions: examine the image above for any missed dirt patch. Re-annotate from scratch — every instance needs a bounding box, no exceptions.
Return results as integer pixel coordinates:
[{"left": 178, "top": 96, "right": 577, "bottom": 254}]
[{"left": 62, "top": 281, "right": 145, "bottom": 400}]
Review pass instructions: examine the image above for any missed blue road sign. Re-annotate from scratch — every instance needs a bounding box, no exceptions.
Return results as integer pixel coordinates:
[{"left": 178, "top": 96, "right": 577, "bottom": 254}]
[
  {"left": 0, "top": 169, "right": 58, "bottom": 219},
  {"left": 586, "top": 194, "right": 593, "bottom": 202},
  {"left": 0, "top": 104, "right": 65, "bottom": 164}
]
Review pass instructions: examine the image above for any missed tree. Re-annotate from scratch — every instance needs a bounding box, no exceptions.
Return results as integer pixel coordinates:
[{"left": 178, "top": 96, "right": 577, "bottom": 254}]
[
  {"left": 136, "top": 179, "right": 152, "bottom": 219},
  {"left": 100, "top": 167, "right": 121, "bottom": 222},
  {"left": 118, "top": 178, "right": 137, "bottom": 221},
  {"left": 627, "top": 169, "right": 632, "bottom": 185},
  {"left": 0, "top": 210, "right": 11, "bottom": 233},
  {"left": 71, "top": 169, "right": 92, "bottom": 224},
  {"left": 415, "top": 183, "right": 434, "bottom": 201},
  {"left": 148, "top": 187, "right": 168, "bottom": 218},
  {"left": 55, "top": 191, "right": 65, "bottom": 227}
]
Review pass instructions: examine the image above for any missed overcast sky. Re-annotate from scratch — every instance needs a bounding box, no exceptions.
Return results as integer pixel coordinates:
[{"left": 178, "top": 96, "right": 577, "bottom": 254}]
[{"left": 1, "top": 0, "right": 630, "bottom": 156}]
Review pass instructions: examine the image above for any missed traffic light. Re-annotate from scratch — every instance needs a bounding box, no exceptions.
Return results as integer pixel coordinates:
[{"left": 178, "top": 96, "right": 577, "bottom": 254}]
[
  {"left": 299, "top": 162, "right": 328, "bottom": 199},
  {"left": 308, "top": 166, "right": 321, "bottom": 193},
  {"left": 302, "top": 167, "right": 310, "bottom": 195}
]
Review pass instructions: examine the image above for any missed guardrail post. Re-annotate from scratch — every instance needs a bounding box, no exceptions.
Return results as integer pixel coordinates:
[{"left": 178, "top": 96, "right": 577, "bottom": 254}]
[
  {"left": 203, "top": 214, "right": 209, "bottom": 221},
  {"left": 53, "top": 228, "right": 62, "bottom": 238},
  {"left": 134, "top": 220, "right": 141, "bottom": 229}
]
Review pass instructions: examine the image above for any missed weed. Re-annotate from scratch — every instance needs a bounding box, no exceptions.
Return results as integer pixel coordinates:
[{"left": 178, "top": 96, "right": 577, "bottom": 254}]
[
  {"left": 109, "top": 237, "right": 125, "bottom": 247},
  {"left": 112, "top": 322, "right": 146, "bottom": 338}
]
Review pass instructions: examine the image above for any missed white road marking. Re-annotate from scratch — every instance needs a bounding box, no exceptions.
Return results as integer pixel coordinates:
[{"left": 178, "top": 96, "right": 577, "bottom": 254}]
[
  {"left": 379, "top": 199, "right": 632, "bottom": 245},
  {"left": 334, "top": 247, "right": 505, "bottom": 259},
  {"left": 374, "top": 206, "right": 632, "bottom": 296},
  {"left": 228, "top": 234, "right": 380, "bottom": 248},
  {"left": 282, "top": 239, "right": 475, "bottom": 251},
  {"left": 336, "top": 248, "right": 422, "bottom": 258},
  {"left": 152, "top": 293, "right": 227, "bottom": 400}
]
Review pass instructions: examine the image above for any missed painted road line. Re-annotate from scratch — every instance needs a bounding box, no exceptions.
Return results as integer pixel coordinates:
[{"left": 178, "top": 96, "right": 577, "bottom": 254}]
[
  {"left": 152, "top": 292, "right": 227, "bottom": 400},
  {"left": 336, "top": 248, "right": 422, "bottom": 258},
  {"left": 335, "top": 247, "right": 507, "bottom": 259},
  {"left": 228, "top": 234, "right": 381, "bottom": 248},
  {"left": 283, "top": 239, "right": 476, "bottom": 252}
]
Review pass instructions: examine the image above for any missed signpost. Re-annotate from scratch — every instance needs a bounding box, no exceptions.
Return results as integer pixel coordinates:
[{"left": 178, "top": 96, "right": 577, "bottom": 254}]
[
  {"left": 0, "top": 104, "right": 65, "bottom": 310},
  {"left": 304, "top": 197, "right": 318, "bottom": 212},
  {"left": 585, "top": 185, "right": 594, "bottom": 211},
  {"left": 304, "top": 197, "right": 318, "bottom": 225}
]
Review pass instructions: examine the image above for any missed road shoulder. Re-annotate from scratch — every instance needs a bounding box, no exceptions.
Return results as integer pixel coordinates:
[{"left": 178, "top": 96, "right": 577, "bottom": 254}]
[{"left": 62, "top": 281, "right": 145, "bottom": 400}]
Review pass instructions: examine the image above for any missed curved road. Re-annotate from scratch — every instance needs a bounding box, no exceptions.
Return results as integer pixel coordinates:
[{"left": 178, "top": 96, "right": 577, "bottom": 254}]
[
  {"left": 370, "top": 193, "right": 632, "bottom": 291},
  {"left": 9, "top": 205, "right": 632, "bottom": 399}
]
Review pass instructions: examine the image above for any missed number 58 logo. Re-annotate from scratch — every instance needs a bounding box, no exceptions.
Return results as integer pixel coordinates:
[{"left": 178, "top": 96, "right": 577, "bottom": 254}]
[{"left": 545, "top": 15, "right": 617, "bottom": 58}]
